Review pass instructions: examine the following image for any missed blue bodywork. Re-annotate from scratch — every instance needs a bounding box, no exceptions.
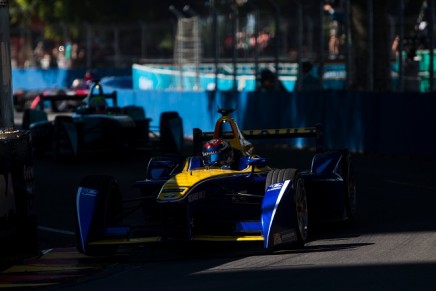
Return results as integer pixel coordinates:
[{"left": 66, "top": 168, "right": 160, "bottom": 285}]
[
  {"left": 261, "top": 180, "right": 299, "bottom": 249},
  {"left": 76, "top": 186, "right": 99, "bottom": 253},
  {"left": 75, "top": 109, "right": 352, "bottom": 255},
  {"left": 76, "top": 149, "right": 350, "bottom": 254}
]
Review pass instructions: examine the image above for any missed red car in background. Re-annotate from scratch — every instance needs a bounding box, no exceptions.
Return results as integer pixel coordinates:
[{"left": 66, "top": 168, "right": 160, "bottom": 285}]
[{"left": 13, "top": 72, "right": 93, "bottom": 112}]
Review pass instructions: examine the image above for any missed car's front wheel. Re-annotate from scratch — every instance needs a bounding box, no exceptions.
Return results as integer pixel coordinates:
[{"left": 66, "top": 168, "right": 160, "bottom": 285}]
[{"left": 264, "top": 168, "right": 308, "bottom": 249}]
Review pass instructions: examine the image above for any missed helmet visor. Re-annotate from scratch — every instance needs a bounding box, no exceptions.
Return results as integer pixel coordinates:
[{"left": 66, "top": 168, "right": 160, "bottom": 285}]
[{"left": 203, "top": 152, "right": 219, "bottom": 166}]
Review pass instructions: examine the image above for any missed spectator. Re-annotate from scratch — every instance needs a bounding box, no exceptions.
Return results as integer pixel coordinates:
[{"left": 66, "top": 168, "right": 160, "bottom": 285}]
[
  {"left": 33, "top": 41, "right": 44, "bottom": 68},
  {"left": 403, "top": 44, "right": 420, "bottom": 92},
  {"left": 256, "top": 68, "right": 287, "bottom": 92},
  {"left": 297, "top": 61, "right": 322, "bottom": 91},
  {"left": 49, "top": 47, "right": 59, "bottom": 68},
  {"left": 323, "top": 1, "right": 344, "bottom": 60}
]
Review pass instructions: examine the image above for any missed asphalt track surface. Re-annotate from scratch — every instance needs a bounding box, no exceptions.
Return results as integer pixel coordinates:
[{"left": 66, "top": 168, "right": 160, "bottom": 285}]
[{"left": 3, "top": 113, "right": 436, "bottom": 290}]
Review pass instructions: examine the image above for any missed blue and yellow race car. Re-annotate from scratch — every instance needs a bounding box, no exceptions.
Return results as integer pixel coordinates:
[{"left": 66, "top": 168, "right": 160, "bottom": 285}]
[{"left": 75, "top": 108, "right": 356, "bottom": 256}]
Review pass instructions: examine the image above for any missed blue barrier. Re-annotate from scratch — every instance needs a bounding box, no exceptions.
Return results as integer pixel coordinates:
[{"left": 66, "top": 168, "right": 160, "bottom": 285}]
[
  {"left": 13, "top": 69, "right": 436, "bottom": 158},
  {"left": 131, "top": 64, "right": 344, "bottom": 91},
  {"left": 102, "top": 76, "right": 436, "bottom": 158},
  {"left": 12, "top": 68, "right": 131, "bottom": 91}
]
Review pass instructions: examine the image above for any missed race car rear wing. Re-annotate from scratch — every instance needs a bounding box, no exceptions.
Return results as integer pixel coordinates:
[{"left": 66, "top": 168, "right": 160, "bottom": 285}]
[
  {"left": 193, "top": 124, "right": 324, "bottom": 155},
  {"left": 36, "top": 91, "right": 118, "bottom": 112}
]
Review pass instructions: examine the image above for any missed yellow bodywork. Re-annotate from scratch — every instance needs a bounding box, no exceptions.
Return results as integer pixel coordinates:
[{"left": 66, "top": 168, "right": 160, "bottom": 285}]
[
  {"left": 157, "top": 164, "right": 267, "bottom": 201},
  {"left": 158, "top": 113, "right": 268, "bottom": 202}
]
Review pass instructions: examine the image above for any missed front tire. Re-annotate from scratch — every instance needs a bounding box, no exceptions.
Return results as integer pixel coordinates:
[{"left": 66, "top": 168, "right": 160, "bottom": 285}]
[
  {"left": 293, "top": 175, "right": 309, "bottom": 247},
  {"left": 264, "top": 168, "right": 308, "bottom": 249},
  {"left": 75, "top": 175, "right": 122, "bottom": 256},
  {"left": 342, "top": 151, "right": 357, "bottom": 221}
]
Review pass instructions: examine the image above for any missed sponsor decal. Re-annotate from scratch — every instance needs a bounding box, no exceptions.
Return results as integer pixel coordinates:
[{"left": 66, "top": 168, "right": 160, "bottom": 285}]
[
  {"left": 273, "top": 232, "right": 282, "bottom": 245},
  {"left": 244, "top": 127, "right": 316, "bottom": 136},
  {"left": 188, "top": 191, "right": 206, "bottom": 203},
  {"left": 273, "top": 229, "right": 297, "bottom": 246},
  {"left": 79, "top": 187, "right": 98, "bottom": 197},
  {"left": 269, "top": 182, "right": 284, "bottom": 191}
]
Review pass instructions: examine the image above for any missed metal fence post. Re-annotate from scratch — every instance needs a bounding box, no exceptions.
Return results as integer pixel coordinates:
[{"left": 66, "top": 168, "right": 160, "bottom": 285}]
[
  {"left": 345, "top": 0, "right": 352, "bottom": 89},
  {"left": 86, "top": 22, "right": 92, "bottom": 68},
  {"left": 429, "top": 0, "right": 434, "bottom": 91},
  {"left": 231, "top": 3, "right": 238, "bottom": 92},
  {"left": 398, "top": 0, "right": 404, "bottom": 92},
  {"left": 268, "top": 0, "right": 280, "bottom": 85},
  {"left": 368, "top": 0, "right": 374, "bottom": 91},
  {"left": 207, "top": 0, "right": 219, "bottom": 91}
]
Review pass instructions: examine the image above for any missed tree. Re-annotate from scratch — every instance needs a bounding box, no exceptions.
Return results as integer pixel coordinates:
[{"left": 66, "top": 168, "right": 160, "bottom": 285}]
[{"left": 8, "top": 0, "right": 427, "bottom": 91}]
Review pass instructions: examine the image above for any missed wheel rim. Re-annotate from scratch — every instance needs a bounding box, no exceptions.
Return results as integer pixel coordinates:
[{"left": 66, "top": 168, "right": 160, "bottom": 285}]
[{"left": 295, "top": 178, "right": 308, "bottom": 241}]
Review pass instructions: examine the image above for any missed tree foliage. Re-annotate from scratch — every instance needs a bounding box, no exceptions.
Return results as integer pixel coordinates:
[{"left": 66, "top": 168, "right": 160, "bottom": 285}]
[{"left": 7, "top": 0, "right": 426, "bottom": 91}]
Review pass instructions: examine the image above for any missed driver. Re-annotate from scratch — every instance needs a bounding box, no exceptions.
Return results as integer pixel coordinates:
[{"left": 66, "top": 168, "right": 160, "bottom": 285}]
[
  {"left": 202, "top": 138, "right": 234, "bottom": 168},
  {"left": 88, "top": 95, "right": 107, "bottom": 114}
]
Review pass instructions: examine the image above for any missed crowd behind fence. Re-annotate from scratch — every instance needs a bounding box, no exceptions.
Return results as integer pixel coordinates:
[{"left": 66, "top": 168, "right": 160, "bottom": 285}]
[
  {"left": 9, "top": 5, "right": 359, "bottom": 67},
  {"left": 8, "top": 1, "right": 436, "bottom": 92}
]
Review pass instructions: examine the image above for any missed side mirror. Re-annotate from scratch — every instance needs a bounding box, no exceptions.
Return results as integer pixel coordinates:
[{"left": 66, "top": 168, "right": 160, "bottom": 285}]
[
  {"left": 146, "top": 157, "right": 183, "bottom": 180},
  {"left": 247, "top": 157, "right": 268, "bottom": 168},
  {"left": 246, "top": 157, "right": 268, "bottom": 178}
]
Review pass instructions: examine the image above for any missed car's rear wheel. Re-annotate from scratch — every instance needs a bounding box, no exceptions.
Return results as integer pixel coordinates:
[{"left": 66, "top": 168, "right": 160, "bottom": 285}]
[
  {"left": 342, "top": 151, "right": 357, "bottom": 221},
  {"left": 294, "top": 176, "right": 309, "bottom": 246}
]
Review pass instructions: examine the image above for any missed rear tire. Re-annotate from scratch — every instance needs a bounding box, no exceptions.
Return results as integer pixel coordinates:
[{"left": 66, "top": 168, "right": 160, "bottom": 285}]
[
  {"left": 342, "top": 151, "right": 357, "bottom": 221},
  {"left": 293, "top": 176, "right": 309, "bottom": 247}
]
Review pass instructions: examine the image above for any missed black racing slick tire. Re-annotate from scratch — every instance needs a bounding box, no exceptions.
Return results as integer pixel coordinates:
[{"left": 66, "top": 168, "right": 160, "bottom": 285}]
[
  {"left": 265, "top": 168, "right": 308, "bottom": 248},
  {"left": 265, "top": 168, "right": 296, "bottom": 192},
  {"left": 342, "top": 151, "right": 357, "bottom": 221},
  {"left": 75, "top": 175, "right": 122, "bottom": 256}
]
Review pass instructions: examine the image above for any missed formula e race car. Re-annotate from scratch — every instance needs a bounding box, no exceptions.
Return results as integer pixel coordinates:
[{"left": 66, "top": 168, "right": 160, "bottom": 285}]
[
  {"left": 22, "top": 80, "right": 152, "bottom": 159},
  {"left": 75, "top": 108, "right": 356, "bottom": 256},
  {"left": 13, "top": 75, "right": 92, "bottom": 112}
]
